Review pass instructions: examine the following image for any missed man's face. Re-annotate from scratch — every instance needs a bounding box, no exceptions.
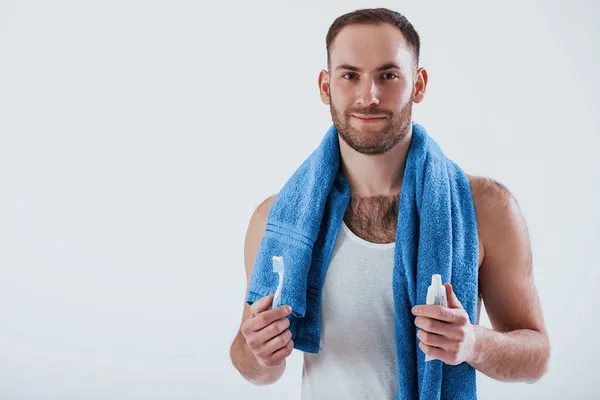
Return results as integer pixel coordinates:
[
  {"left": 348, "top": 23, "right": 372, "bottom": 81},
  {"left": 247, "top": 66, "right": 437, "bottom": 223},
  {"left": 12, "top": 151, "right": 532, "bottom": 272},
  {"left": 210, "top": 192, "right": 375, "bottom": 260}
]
[{"left": 323, "top": 23, "right": 418, "bottom": 155}]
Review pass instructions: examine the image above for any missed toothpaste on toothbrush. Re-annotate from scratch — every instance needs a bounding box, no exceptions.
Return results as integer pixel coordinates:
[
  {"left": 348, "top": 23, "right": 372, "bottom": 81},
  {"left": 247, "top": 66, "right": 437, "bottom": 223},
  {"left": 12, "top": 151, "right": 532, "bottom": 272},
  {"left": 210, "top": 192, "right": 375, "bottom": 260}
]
[{"left": 271, "top": 256, "right": 285, "bottom": 309}]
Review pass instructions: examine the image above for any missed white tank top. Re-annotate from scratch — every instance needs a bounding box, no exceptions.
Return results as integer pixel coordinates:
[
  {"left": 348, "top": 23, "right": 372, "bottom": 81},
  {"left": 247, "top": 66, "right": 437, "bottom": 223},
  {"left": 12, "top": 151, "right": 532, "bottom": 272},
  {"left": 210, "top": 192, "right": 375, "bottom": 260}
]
[{"left": 301, "top": 221, "right": 398, "bottom": 400}]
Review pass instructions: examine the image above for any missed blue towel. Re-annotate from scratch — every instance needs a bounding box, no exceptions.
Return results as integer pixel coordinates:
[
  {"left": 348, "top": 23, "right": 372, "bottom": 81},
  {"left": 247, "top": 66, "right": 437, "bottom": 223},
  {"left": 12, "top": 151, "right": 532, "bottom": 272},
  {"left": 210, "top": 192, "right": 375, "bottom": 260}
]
[{"left": 246, "top": 121, "right": 479, "bottom": 399}]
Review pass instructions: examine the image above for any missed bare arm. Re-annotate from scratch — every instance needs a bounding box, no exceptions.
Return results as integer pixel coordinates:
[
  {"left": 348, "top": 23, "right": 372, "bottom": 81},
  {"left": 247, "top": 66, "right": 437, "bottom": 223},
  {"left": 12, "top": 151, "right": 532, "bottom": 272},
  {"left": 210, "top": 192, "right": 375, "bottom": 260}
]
[
  {"left": 229, "top": 194, "right": 289, "bottom": 386},
  {"left": 468, "top": 178, "right": 550, "bottom": 383},
  {"left": 414, "top": 178, "right": 549, "bottom": 382}
]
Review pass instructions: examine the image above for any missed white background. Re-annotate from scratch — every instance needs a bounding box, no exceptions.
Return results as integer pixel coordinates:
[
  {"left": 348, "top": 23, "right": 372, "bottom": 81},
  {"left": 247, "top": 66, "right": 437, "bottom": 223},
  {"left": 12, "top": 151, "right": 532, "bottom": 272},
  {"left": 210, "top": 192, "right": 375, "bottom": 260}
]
[{"left": 1, "top": 1, "right": 599, "bottom": 399}]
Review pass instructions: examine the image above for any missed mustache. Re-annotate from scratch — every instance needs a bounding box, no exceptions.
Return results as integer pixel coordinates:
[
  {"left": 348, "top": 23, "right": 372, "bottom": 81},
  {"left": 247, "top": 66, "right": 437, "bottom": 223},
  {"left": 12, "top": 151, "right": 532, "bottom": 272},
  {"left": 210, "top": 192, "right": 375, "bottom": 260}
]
[{"left": 345, "top": 107, "right": 391, "bottom": 117}]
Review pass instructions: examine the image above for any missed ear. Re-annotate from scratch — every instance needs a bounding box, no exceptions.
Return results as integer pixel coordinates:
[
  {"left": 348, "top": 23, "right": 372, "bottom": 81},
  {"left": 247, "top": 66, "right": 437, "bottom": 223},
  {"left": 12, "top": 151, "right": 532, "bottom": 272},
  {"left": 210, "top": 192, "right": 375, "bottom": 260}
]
[
  {"left": 318, "top": 69, "right": 331, "bottom": 105},
  {"left": 412, "top": 67, "right": 428, "bottom": 104}
]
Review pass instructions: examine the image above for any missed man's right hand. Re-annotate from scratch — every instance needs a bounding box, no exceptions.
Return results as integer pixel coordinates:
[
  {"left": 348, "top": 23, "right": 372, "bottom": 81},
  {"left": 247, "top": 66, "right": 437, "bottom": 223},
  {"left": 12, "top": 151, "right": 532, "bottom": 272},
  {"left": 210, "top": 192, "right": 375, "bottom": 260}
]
[{"left": 241, "top": 294, "right": 294, "bottom": 368}]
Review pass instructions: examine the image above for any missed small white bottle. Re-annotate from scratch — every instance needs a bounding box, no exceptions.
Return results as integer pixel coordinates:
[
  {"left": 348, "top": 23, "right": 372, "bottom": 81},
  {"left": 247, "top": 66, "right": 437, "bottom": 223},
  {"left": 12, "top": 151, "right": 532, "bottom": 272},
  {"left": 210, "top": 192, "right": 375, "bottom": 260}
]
[{"left": 424, "top": 274, "right": 447, "bottom": 362}]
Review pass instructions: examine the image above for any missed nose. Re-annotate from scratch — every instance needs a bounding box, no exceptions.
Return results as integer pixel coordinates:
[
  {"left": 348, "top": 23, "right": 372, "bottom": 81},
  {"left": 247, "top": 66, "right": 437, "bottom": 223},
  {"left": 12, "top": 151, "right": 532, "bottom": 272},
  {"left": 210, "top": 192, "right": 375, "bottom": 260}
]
[{"left": 356, "top": 78, "right": 380, "bottom": 108}]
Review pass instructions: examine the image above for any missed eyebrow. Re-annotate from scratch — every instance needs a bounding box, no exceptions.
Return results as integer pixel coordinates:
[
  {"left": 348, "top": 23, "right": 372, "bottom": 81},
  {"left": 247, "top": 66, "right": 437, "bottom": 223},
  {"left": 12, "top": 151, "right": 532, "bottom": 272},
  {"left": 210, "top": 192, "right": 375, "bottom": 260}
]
[{"left": 335, "top": 62, "right": 402, "bottom": 72}]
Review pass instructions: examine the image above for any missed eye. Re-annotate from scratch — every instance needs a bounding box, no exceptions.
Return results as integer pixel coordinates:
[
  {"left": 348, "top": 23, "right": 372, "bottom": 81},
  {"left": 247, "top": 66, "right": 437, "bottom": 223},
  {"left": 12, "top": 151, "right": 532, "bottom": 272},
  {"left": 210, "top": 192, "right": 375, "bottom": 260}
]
[
  {"left": 381, "top": 72, "right": 398, "bottom": 80},
  {"left": 342, "top": 73, "right": 358, "bottom": 80}
]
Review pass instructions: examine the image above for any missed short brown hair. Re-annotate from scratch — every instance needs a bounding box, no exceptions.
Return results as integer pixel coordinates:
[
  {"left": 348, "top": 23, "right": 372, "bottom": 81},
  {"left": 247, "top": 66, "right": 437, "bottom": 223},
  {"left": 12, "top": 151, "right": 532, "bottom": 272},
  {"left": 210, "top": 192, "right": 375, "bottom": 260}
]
[{"left": 326, "top": 8, "right": 420, "bottom": 70}]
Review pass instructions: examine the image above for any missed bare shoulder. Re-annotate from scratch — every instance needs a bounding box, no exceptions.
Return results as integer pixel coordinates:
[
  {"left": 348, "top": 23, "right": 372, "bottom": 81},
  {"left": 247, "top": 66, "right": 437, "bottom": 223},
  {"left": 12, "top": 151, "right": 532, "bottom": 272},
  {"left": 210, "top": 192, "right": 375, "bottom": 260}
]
[
  {"left": 243, "top": 193, "right": 278, "bottom": 285},
  {"left": 236, "top": 193, "right": 279, "bottom": 330},
  {"left": 467, "top": 175, "right": 515, "bottom": 211},
  {"left": 248, "top": 194, "right": 278, "bottom": 231},
  {"left": 467, "top": 175, "right": 526, "bottom": 266}
]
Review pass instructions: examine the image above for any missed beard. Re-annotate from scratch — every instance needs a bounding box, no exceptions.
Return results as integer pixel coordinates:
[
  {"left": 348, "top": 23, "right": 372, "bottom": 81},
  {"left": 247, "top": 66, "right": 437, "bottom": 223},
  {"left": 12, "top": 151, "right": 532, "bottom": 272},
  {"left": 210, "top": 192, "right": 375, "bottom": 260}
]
[{"left": 329, "top": 94, "right": 413, "bottom": 155}]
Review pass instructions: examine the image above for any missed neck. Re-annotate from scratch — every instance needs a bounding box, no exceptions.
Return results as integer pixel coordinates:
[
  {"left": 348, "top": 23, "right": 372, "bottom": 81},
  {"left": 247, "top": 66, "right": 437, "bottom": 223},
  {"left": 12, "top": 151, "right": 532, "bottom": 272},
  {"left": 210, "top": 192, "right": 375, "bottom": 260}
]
[{"left": 338, "top": 129, "right": 412, "bottom": 198}]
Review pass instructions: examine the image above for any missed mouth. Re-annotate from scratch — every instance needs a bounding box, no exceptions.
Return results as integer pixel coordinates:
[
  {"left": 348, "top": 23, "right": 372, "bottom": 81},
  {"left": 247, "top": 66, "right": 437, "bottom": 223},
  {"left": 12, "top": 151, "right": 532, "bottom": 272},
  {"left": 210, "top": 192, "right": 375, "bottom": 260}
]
[{"left": 352, "top": 115, "right": 387, "bottom": 123}]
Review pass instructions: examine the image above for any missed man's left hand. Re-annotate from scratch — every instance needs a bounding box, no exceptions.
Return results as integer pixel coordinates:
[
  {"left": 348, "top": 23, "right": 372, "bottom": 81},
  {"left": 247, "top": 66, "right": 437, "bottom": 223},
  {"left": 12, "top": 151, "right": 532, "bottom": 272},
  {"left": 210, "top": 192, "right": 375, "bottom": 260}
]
[{"left": 411, "top": 283, "right": 477, "bottom": 365}]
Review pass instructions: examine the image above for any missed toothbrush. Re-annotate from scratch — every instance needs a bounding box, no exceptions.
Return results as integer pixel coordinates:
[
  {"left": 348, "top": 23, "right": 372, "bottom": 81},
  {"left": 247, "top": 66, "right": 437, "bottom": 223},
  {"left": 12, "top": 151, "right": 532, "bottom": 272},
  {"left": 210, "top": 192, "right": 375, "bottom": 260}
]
[{"left": 272, "top": 256, "right": 285, "bottom": 309}]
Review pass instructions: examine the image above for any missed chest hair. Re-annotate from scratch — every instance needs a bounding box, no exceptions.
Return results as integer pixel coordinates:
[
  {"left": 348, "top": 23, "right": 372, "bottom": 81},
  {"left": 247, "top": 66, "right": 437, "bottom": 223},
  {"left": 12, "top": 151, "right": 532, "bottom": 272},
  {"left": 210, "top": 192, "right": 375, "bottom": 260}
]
[{"left": 343, "top": 193, "right": 400, "bottom": 244}]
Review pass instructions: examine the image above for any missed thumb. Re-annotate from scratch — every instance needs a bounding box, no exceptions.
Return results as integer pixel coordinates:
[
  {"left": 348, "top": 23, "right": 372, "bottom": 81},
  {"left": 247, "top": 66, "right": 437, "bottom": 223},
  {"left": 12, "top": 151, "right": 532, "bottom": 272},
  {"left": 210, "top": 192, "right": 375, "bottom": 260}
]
[
  {"left": 445, "top": 283, "right": 463, "bottom": 309},
  {"left": 250, "top": 294, "right": 274, "bottom": 317}
]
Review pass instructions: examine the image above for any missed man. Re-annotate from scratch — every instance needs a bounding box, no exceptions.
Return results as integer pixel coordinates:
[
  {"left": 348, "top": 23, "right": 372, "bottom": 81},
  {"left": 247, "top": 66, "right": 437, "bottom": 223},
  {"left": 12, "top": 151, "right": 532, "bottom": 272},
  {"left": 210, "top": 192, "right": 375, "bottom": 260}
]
[{"left": 229, "top": 7, "right": 550, "bottom": 398}]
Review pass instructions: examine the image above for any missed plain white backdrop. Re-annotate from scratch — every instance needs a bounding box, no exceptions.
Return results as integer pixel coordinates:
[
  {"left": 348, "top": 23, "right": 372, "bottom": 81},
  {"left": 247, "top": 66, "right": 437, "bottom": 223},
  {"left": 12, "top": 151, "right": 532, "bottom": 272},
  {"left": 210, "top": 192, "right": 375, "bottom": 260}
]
[{"left": 1, "top": 1, "right": 599, "bottom": 399}]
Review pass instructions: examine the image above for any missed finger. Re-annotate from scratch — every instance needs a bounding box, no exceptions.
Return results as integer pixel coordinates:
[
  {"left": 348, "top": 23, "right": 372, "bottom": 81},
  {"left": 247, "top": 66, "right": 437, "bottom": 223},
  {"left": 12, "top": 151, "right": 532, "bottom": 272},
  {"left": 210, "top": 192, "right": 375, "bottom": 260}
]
[
  {"left": 250, "top": 294, "right": 274, "bottom": 317},
  {"left": 259, "top": 316, "right": 291, "bottom": 342},
  {"left": 260, "top": 329, "right": 292, "bottom": 355},
  {"left": 445, "top": 283, "right": 463, "bottom": 309},
  {"left": 419, "top": 342, "right": 454, "bottom": 364},
  {"left": 412, "top": 305, "right": 459, "bottom": 323},
  {"left": 417, "top": 328, "right": 457, "bottom": 350},
  {"left": 271, "top": 338, "right": 294, "bottom": 365},
  {"left": 414, "top": 316, "right": 462, "bottom": 340},
  {"left": 248, "top": 304, "right": 292, "bottom": 331}
]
